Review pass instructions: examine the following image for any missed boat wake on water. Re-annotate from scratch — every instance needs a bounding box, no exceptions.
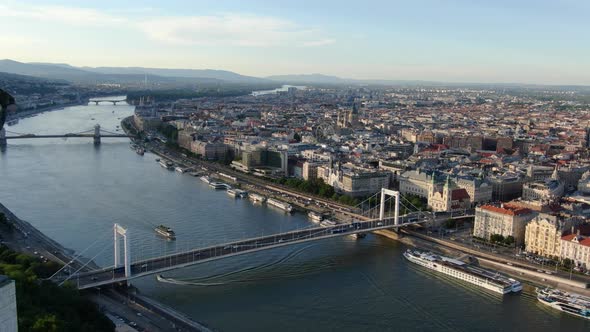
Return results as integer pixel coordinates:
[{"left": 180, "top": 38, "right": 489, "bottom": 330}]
[{"left": 156, "top": 243, "right": 335, "bottom": 286}]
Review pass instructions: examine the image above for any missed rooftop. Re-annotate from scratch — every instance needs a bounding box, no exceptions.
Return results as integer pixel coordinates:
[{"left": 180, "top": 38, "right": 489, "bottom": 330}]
[
  {"left": 479, "top": 204, "right": 532, "bottom": 216},
  {"left": 0, "top": 275, "right": 12, "bottom": 287}
]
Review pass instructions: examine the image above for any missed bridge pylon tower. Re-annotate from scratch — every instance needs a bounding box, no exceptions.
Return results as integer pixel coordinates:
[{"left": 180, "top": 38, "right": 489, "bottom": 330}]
[
  {"left": 379, "top": 188, "right": 400, "bottom": 225},
  {"left": 0, "top": 127, "right": 6, "bottom": 147},
  {"left": 93, "top": 124, "right": 101, "bottom": 145},
  {"left": 114, "top": 223, "right": 131, "bottom": 278}
]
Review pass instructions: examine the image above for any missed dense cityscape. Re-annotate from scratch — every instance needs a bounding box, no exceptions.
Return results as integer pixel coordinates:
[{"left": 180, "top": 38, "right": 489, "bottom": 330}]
[{"left": 1, "top": 1, "right": 590, "bottom": 331}]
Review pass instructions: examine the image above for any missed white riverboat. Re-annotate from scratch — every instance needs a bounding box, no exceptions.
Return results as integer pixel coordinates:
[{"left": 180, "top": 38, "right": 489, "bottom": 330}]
[
  {"left": 249, "top": 193, "right": 267, "bottom": 203},
  {"left": 154, "top": 225, "right": 176, "bottom": 240},
  {"left": 320, "top": 220, "right": 336, "bottom": 227},
  {"left": 227, "top": 188, "right": 247, "bottom": 198},
  {"left": 403, "top": 249, "right": 522, "bottom": 295},
  {"left": 267, "top": 198, "right": 293, "bottom": 213},
  {"left": 536, "top": 287, "right": 590, "bottom": 320},
  {"left": 307, "top": 211, "right": 324, "bottom": 223},
  {"left": 159, "top": 160, "right": 174, "bottom": 170},
  {"left": 209, "top": 182, "right": 230, "bottom": 190}
]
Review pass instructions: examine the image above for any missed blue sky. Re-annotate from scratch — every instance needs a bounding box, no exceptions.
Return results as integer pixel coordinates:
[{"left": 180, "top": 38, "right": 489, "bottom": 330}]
[{"left": 1, "top": 0, "right": 589, "bottom": 84}]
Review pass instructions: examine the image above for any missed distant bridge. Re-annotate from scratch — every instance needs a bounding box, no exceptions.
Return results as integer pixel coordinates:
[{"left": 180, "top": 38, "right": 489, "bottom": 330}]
[
  {"left": 1, "top": 124, "right": 134, "bottom": 146},
  {"left": 89, "top": 99, "right": 127, "bottom": 105},
  {"left": 50, "top": 189, "right": 434, "bottom": 289}
]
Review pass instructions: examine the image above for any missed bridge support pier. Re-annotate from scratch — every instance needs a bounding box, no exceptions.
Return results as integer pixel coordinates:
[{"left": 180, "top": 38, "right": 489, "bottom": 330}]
[
  {"left": 379, "top": 188, "right": 400, "bottom": 225},
  {"left": 114, "top": 224, "right": 131, "bottom": 278},
  {"left": 93, "top": 124, "right": 101, "bottom": 145},
  {"left": 0, "top": 127, "right": 6, "bottom": 147}
]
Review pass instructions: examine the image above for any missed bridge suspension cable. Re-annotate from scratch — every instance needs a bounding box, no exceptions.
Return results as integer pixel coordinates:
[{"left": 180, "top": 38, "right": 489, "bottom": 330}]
[
  {"left": 99, "top": 129, "right": 122, "bottom": 135},
  {"left": 47, "top": 232, "right": 112, "bottom": 280},
  {"left": 5, "top": 129, "right": 28, "bottom": 136},
  {"left": 59, "top": 243, "right": 111, "bottom": 286}
]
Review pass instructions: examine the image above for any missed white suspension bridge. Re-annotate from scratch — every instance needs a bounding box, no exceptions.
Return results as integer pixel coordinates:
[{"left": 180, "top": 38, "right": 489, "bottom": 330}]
[{"left": 49, "top": 189, "right": 435, "bottom": 290}]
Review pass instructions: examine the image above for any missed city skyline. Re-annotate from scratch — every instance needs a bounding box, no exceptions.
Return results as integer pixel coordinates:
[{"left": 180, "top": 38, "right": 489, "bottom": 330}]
[{"left": 1, "top": 0, "right": 590, "bottom": 85}]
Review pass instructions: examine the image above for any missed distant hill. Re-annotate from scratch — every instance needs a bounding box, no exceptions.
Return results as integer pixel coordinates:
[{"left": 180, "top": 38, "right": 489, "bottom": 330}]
[
  {"left": 83, "top": 66, "right": 269, "bottom": 84},
  {"left": 267, "top": 73, "right": 349, "bottom": 84},
  {"left": 0, "top": 60, "right": 103, "bottom": 82},
  {"left": 0, "top": 60, "right": 269, "bottom": 85}
]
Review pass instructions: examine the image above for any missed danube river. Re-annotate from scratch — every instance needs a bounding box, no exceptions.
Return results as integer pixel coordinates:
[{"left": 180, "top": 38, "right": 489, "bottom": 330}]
[{"left": 0, "top": 100, "right": 588, "bottom": 331}]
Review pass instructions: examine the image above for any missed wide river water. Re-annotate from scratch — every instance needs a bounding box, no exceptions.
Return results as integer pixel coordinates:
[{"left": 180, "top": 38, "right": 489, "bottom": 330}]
[{"left": 0, "top": 100, "right": 588, "bottom": 331}]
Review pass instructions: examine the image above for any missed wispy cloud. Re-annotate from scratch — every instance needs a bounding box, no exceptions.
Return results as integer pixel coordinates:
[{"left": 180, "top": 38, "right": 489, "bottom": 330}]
[
  {"left": 138, "top": 14, "right": 333, "bottom": 47},
  {"left": 302, "top": 39, "right": 336, "bottom": 47},
  {"left": 0, "top": 4, "right": 125, "bottom": 26},
  {"left": 0, "top": 4, "right": 334, "bottom": 48}
]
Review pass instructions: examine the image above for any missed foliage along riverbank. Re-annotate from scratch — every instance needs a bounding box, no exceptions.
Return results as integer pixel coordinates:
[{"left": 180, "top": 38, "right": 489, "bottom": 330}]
[{"left": 0, "top": 237, "right": 114, "bottom": 332}]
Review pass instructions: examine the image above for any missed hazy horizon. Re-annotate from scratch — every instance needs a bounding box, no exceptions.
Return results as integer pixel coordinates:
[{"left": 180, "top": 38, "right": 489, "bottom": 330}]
[{"left": 1, "top": 0, "right": 589, "bottom": 85}]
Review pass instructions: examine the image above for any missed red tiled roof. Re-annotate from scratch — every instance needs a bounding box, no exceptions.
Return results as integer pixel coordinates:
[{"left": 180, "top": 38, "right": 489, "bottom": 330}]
[
  {"left": 561, "top": 234, "right": 577, "bottom": 241},
  {"left": 580, "top": 238, "right": 590, "bottom": 247},
  {"left": 479, "top": 204, "right": 532, "bottom": 216}
]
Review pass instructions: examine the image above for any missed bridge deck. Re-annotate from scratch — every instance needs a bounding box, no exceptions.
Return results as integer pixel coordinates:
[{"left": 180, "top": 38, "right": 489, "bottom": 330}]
[
  {"left": 61, "top": 215, "right": 429, "bottom": 289},
  {"left": 6, "top": 134, "right": 131, "bottom": 139}
]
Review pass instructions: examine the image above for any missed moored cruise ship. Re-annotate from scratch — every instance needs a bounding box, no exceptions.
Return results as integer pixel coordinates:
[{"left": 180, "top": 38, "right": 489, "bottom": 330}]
[
  {"left": 308, "top": 211, "right": 324, "bottom": 223},
  {"left": 159, "top": 160, "right": 174, "bottom": 170},
  {"left": 209, "top": 182, "right": 230, "bottom": 190},
  {"left": 227, "top": 188, "right": 248, "bottom": 198},
  {"left": 536, "top": 287, "right": 590, "bottom": 320},
  {"left": 403, "top": 249, "right": 522, "bottom": 295},
  {"left": 227, "top": 188, "right": 244, "bottom": 198},
  {"left": 320, "top": 219, "right": 336, "bottom": 227},
  {"left": 267, "top": 198, "right": 293, "bottom": 213},
  {"left": 249, "top": 193, "right": 267, "bottom": 203}
]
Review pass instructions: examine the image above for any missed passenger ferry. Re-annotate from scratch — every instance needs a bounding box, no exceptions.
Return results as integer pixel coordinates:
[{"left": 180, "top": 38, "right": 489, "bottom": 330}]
[
  {"left": 267, "top": 198, "right": 293, "bottom": 213},
  {"left": 154, "top": 225, "right": 176, "bottom": 239},
  {"left": 249, "top": 193, "right": 267, "bottom": 203},
  {"left": 403, "top": 249, "right": 522, "bottom": 295},
  {"left": 200, "top": 175, "right": 211, "bottom": 184},
  {"left": 159, "top": 160, "right": 174, "bottom": 170},
  {"left": 307, "top": 211, "right": 324, "bottom": 223},
  {"left": 536, "top": 287, "right": 590, "bottom": 320}
]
